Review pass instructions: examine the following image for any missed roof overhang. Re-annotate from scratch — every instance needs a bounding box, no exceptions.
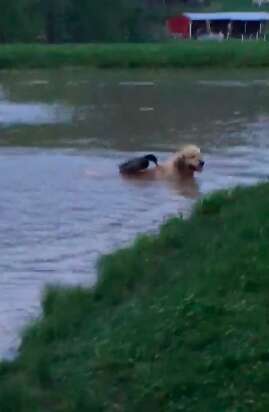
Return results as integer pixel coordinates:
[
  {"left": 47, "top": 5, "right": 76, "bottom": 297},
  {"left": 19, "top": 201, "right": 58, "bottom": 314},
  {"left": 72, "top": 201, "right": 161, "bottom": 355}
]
[{"left": 183, "top": 12, "right": 269, "bottom": 21}]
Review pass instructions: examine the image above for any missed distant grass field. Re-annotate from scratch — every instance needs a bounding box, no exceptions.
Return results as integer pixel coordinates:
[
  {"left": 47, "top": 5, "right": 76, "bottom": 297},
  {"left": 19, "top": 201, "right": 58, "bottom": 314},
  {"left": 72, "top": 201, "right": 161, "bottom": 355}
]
[
  {"left": 199, "top": 0, "right": 269, "bottom": 12},
  {"left": 0, "top": 41, "right": 269, "bottom": 69},
  {"left": 1, "top": 182, "right": 269, "bottom": 411}
]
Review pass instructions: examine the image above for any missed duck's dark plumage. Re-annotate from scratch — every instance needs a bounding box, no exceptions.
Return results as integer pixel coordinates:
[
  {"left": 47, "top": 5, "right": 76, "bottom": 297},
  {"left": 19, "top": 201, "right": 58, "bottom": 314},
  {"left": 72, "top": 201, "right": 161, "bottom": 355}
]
[{"left": 119, "top": 154, "right": 158, "bottom": 175}]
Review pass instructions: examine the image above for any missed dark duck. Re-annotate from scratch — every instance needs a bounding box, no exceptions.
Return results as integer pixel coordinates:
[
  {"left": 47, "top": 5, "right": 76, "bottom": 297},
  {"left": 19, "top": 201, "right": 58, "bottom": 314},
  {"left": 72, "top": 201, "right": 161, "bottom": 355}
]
[{"left": 119, "top": 154, "right": 158, "bottom": 175}]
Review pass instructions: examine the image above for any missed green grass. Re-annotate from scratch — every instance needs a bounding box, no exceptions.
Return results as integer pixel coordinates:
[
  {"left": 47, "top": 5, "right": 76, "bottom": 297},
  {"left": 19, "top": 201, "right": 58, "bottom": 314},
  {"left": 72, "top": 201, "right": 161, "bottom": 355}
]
[
  {"left": 169, "top": 0, "right": 269, "bottom": 13},
  {"left": 1, "top": 182, "right": 269, "bottom": 411},
  {"left": 169, "top": 0, "right": 269, "bottom": 12},
  {"left": 0, "top": 42, "right": 269, "bottom": 69},
  {"left": 195, "top": 0, "right": 269, "bottom": 12}
]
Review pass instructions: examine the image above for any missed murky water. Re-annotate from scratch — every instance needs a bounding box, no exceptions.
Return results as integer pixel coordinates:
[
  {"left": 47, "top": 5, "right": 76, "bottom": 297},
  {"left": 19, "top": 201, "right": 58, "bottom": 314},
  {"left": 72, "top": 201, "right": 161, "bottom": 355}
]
[{"left": 1, "top": 68, "right": 269, "bottom": 358}]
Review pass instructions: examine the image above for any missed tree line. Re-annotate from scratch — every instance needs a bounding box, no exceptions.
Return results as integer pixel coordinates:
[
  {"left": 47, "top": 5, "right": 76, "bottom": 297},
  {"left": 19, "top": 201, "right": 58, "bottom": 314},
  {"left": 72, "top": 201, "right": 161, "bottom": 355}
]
[{"left": 0, "top": 0, "right": 187, "bottom": 43}]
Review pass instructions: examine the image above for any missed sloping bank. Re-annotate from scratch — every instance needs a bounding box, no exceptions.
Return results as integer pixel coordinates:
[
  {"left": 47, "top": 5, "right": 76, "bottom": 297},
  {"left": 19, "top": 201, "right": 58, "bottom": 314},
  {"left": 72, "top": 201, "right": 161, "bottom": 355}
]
[
  {"left": 1, "top": 41, "right": 269, "bottom": 69},
  {"left": 1, "top": 183, "right": 269, "bottom": 411}
]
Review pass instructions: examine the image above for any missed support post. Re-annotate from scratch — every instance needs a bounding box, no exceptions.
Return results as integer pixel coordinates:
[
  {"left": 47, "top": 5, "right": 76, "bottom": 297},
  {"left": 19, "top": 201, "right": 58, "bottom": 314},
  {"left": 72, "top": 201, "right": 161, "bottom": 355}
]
[
  {"left": 227, "top": 21, "right": 232, "bottom": 40},
  {"left": 189, "top": 21, "right": 192, "bottom": 39}
]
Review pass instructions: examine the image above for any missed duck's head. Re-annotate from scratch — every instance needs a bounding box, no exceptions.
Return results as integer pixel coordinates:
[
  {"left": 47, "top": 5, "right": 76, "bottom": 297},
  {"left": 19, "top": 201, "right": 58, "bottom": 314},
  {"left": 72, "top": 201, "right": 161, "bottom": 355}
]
[{"left": 144, "top": 154, "right": 158, "bottom": 166}]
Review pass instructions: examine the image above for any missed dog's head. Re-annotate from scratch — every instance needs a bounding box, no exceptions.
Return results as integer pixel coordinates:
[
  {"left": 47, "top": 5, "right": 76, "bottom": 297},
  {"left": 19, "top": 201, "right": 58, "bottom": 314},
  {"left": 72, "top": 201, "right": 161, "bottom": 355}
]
[{"left": 173, "top": 145, "right": 204, "bottom": 175}]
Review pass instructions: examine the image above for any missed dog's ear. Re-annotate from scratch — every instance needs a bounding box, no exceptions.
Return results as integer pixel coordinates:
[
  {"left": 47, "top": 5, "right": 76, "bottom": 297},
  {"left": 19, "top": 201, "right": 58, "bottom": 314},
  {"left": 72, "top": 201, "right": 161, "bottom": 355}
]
[{"left": 174, "top": 154, "right": 186, "bottom": 170}]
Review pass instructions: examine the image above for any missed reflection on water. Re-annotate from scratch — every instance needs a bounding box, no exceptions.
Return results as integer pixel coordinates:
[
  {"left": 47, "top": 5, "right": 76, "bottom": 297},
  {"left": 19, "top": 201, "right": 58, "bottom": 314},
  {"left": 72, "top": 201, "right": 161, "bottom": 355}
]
[
  {"left": 198, "top": 79, "right": 269, "bottom": 87},
  {"left": 0, "top": 103, "right": 73, "bottom": 126},
  {"left": 1, "top": 68, "right": 269, "bottom": 358}
]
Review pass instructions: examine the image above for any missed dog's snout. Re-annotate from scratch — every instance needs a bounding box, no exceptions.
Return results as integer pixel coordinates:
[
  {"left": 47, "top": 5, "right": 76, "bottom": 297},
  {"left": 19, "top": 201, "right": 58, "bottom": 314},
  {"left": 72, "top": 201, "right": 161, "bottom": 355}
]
[{"left": 200, "top": 160, "right": 205, "bottom": 167}]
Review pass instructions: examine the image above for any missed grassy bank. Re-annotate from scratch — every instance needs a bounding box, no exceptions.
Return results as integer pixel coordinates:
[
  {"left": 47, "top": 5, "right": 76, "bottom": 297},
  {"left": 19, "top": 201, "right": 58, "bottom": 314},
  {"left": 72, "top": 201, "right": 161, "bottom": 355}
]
[
  {"left": 1, "top": 42, "right": 269, "bottom": 69},
  {"left": 1, "top": 182, "right": 269, "bottom": 411}
]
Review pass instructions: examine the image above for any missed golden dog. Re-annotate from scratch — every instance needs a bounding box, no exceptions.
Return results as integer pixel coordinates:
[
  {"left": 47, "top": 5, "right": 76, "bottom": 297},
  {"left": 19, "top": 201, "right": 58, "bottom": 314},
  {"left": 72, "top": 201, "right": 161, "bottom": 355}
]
[
  {"left": 124, "top": 145, "right": 204, "bottom": 180},
  {"left": 155, "top": 144, "right": 204, "bottom": 179},
  {"left": 120, "top": 145, "right": 204, "bottom": 198}
]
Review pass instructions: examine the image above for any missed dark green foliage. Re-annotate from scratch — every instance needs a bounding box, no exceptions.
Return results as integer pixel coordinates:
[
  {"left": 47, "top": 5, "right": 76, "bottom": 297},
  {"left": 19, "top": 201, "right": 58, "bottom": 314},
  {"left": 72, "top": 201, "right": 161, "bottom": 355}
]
[
  {"left": 0, "top": 0, "right": 269, "bottom": 43},
  {"left": 1, "top": 182, "right": 269, "bottom": 411},
  {"left": 0, "top": 0, "right": 170, "bottom": 43},
  {"left": 0, "top": 0, "right": 41, "bottom": 42},
  {"left": 65, "top": 0, "right": 129, "bottom": 43}
]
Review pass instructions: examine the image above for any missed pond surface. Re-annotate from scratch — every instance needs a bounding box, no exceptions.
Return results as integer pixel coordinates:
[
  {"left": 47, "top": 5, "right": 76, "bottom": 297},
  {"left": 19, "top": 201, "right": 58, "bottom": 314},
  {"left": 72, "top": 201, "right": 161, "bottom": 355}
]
[{"left": 1, "top": 68, "right": 269, "bottom": 358}]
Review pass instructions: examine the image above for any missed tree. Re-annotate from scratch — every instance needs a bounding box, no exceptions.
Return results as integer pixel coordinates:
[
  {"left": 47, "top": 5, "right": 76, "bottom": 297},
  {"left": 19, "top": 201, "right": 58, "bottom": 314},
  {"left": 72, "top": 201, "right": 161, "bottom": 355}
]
[
  {"left": 0, "top": 0, "right": 41, "bottom": 42},
  {"left": 0, "top": 0, "right": 177, "bottom": 43},
  {"left": 39, "top": 0, "right": 70, "bottom": 43},
  {"left": 65, "top": 0, "right": 130, "bottom": 42}
]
